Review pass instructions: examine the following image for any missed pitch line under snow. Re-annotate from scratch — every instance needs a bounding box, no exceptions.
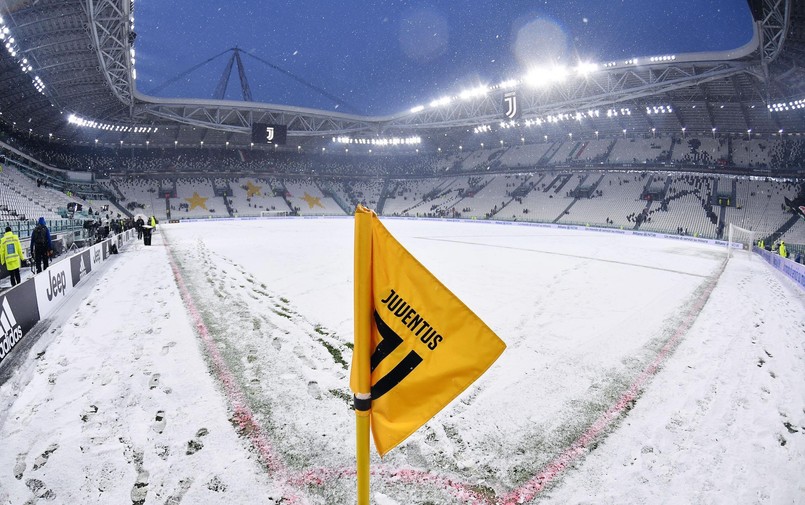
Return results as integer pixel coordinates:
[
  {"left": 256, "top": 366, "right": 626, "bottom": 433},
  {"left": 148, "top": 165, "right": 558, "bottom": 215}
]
[{"left": 164, "top": 224, "right": 729, "bottom": 504}]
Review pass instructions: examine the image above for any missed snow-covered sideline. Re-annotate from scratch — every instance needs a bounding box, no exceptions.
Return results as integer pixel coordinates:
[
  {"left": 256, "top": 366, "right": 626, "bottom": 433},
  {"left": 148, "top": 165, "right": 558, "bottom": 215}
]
[{"left": 0, "top": 218, "right": 802, "bottom": 504}]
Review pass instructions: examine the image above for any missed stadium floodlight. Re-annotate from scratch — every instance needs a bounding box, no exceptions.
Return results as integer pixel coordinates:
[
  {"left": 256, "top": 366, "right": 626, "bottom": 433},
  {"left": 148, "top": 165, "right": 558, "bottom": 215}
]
[
  {"left": 524, "top": 66, "right": 568, "bottom": 88},
  {"left": 409, "top": 105, "right": 424, "bottom": 113},
  {"left": 495, "top": 79, "right": 518, "bottom": 90},
  {"left": 459, "top": 86, "right": 488, "bottom": 100},
  {"left": 429, "top": 96, "right": 452, "bottom": 108},
  {"left": 575, "top": 62, "right": 597, "bottom": 75}
]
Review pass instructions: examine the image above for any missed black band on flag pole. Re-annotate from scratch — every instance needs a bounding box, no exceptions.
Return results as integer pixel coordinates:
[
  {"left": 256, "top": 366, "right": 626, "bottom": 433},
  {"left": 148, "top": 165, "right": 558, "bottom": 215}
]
[{"left": 353, "top": 395, "right": 371, "bottom": 412}]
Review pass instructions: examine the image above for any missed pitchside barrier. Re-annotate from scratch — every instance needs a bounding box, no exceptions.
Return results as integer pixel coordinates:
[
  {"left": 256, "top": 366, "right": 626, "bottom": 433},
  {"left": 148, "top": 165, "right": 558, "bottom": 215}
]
[
  {"left": 178, "top": 214, "right": 746, "bottom": 248},
  {"left": 753, "top": 246, "right": 805, "bottom": 291},
  {"left": 0, "top": 229, "right": 135, "bottom": 367}
]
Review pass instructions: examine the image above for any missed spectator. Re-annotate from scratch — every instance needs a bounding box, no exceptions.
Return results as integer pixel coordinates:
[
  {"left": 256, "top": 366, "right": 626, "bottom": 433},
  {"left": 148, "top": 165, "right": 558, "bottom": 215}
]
[
  {"left": 1, "top": 226, "right": 24, "bottom": 286},
  {"left": 30, "top": 217, "right": 53, "bottom": 273},
  {"left": 135, "top": 216, "right": 144, "bottom": 239},
  {"left": 779, "top": 241, "right": 788, "bottom": 259}
]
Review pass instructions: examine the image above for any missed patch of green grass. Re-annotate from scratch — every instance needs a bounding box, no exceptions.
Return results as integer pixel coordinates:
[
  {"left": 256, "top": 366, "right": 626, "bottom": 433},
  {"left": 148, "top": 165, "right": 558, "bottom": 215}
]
[
  {"left": 280, "top": 297, "right": 289, "bottom": 304},
  {"left": 468, "top": 484, "right": 497, "bottom": 502},
  {"left": 314, "top": 325, "right": 328, "bottom": 335},
  {"left": 344, "top": 342, "right": 354, "bottom": 350},
  {"left": 271, "top": 309, "right": 292, "bottom": 319},
  {"left": 318, "top": 339, "right": 348, "bottom": 368},
  {"left": 329, "top": 388, "right": 352, "bottom": 405}
]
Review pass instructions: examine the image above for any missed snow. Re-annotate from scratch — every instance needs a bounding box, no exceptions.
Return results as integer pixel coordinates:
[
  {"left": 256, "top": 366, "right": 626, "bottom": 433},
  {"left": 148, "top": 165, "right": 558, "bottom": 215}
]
[{"left": 0, "top": 218, "right": 803, "bottom": 504}]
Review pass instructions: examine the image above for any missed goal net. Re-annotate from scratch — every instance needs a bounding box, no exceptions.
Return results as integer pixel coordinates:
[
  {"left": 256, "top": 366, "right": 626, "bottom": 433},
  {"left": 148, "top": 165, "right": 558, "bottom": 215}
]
[
  {"left": 260, "top": 210, "right": 291, "bottom": 218},
  {"left": 727, "top": 223, "right": 756, "bottom": 258}
]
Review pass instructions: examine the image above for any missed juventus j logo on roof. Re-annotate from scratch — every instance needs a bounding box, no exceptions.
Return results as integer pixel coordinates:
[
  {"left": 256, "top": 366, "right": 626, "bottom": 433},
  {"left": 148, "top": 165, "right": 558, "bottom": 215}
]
[
  {"left": 265, "top": 127, "right": 275, "bottom": 141},
  {"left": 503, "top": 91, "right": 519, "bottom": 120}
]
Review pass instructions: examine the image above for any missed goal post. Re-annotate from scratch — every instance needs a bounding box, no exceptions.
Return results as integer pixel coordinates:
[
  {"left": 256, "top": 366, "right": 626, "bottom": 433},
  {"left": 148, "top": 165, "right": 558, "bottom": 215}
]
[
  {"left": 727, "top": 223, "right": 756, "bottom": 258},
  {"left": 260, "top": 210, "right": 291, "bottom": 218}
]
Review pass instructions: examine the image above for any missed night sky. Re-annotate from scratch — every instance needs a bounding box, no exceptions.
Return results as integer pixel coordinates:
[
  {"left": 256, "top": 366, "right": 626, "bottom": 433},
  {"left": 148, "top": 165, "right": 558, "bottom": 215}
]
[{"left": 133, "top": 0, "right": 754, "bottom": 117}]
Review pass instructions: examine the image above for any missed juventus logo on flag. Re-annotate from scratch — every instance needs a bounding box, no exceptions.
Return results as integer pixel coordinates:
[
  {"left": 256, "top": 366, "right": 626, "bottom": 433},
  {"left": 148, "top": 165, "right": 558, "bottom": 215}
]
[{"left": 503, "top": 91, "right": 519, "bottom": 119}]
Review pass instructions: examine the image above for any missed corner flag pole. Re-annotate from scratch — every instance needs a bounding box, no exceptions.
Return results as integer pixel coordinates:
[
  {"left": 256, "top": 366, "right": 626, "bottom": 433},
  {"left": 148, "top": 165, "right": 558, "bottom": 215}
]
[{"left": 353, "top": 206, "right": 373, "bottom": 505}]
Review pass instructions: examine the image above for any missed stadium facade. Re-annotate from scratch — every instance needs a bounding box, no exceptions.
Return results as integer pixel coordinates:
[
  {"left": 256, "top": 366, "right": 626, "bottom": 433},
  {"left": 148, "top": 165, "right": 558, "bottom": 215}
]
[{"left": 0, "top": 0, "right": 803, "bottom": 152}]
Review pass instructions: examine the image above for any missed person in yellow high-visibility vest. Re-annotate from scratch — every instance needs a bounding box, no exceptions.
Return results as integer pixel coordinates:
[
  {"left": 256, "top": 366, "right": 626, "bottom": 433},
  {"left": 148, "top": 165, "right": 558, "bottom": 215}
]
[
  {"left": 779, "top": 241, "right": 788, "bottom": 259},
  {"left": 0, "top": 226, "right": 24, "bottom": 286}
]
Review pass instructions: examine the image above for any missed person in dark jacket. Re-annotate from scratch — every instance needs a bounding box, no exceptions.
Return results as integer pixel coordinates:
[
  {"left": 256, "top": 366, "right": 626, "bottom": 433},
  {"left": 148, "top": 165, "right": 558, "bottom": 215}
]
[
  {"left": 135, "top": 216, "right": 144, "bottom": 239},
  {"left": 30, "top": 217, "right": 53, "bottom": 273}
]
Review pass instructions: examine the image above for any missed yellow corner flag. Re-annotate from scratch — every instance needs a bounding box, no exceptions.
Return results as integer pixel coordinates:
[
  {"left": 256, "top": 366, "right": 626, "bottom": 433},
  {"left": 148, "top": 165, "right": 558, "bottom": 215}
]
[{"left": 350, "top": 205, "right": 506, "bottom": 464}]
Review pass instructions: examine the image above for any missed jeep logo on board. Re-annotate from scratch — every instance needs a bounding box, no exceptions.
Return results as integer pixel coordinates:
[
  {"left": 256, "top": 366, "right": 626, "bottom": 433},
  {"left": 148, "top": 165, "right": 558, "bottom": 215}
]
[{"left": 46, "top": 270, "right": 67, "bottom": 301}]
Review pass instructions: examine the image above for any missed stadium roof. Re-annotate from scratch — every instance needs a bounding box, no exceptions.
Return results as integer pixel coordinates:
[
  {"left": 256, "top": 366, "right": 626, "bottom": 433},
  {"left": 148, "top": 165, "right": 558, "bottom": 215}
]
[{"left": 0, "top": 0, "right": 803, "bottom": 152}]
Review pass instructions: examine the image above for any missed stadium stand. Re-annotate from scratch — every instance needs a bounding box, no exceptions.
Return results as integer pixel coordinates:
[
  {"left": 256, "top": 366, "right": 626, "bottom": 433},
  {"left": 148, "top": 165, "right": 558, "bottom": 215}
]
[
  {"left": 283, "top": 177, "right": 343, "bottom": 216},
  {"left": 555, "top": 172, "right": 648, "bottom": 229},
  {"left": 497, "top": 143, "right": 554, "bottom": 169},
  {"left": 2, "top": 137, "right": 803, "bottom": 256},
  {"left": 228, "top": 177, "right": 291, "bottom": 217},
  {"left": 608, "top": 137, "right": 673, "bottom": 164}
]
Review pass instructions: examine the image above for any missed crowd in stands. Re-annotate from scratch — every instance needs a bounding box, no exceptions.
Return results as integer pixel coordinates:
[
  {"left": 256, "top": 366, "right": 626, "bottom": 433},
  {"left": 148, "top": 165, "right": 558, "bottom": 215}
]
[{"left": 2, "top": 128, "right": 803, "bottom": 254}]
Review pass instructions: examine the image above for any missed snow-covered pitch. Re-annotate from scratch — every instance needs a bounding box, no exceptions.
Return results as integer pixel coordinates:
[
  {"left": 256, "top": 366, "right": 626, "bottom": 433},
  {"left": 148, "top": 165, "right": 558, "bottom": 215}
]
[{"left": 0, "top": 218, "right": 803, "bottom": 504}]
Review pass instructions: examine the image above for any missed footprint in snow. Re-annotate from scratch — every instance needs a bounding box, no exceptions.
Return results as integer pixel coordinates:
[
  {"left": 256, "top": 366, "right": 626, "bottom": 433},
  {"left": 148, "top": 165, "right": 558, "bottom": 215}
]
[
  {"left": 130, "top": 470, "right": 150, "bottom": 505},
  {"left": 32, "top": 443, "right": 58, "bottom": 470},
  {"left": 153, "top": 411, "right": 166, "bottom": 434},
  {"left": 149, "top": 373, "right": 160, "bottom": 390},
  {"left": 186, "top": 428, "right": 209, "bottom": 455},
  {"left": 161, "top": 341, "right": 177, "bottom": 355},
  {"left": 164, "top": 478, "right": 193, "bottom": 505},
  {"left": 26, "top": 478, "right": 56, "bottom": 501},
  {"left": 14, "top": 453, "right": 27, "bottom": 480}
]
